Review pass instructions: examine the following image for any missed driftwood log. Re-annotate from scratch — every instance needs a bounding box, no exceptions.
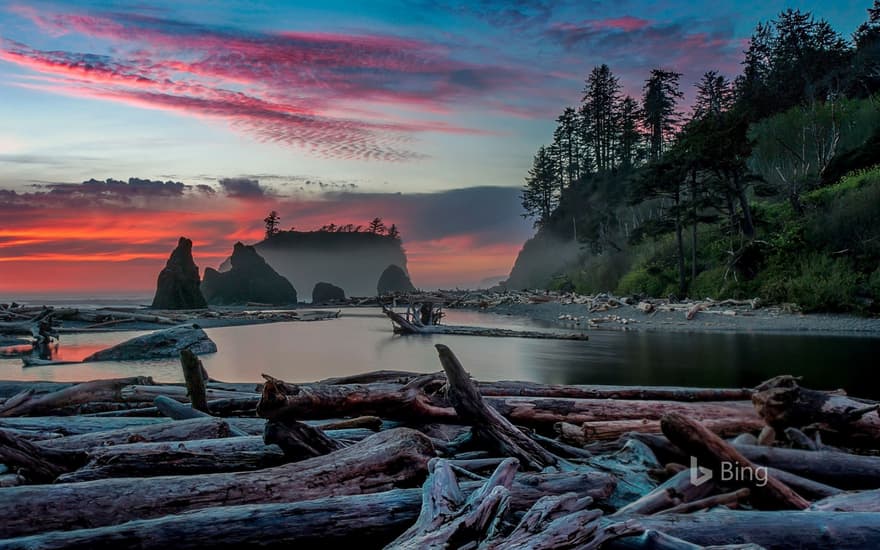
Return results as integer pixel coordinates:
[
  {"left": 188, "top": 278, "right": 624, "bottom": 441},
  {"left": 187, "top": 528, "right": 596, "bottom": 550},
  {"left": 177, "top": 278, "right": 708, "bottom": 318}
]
[
  {"left": 0, "top": 427, "right": 434, "bottom": 538},
  {"left": 56, "top": 436, "right": 287, "bottom": 483},
  {"left": 752, "top": 375, "right": 880, "bottom": 445},
  {"left": 435, "top": 344, "right": 563, "bottom": 471},
  {"left": 0, "top": 469, "right": 617, "bottom": 549},
  {"left": 660, "top": 413, "right": 809, "bottom": 510},
  {"left": 0, "top": 377, "right": 154, "bottom": 417}
]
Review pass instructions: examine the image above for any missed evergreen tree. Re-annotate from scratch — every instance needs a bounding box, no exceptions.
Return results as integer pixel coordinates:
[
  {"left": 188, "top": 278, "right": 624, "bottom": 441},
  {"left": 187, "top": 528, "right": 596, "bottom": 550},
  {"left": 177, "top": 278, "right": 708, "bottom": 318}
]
[
  {"left": 693, "top": 71, "right": 733, "bottom": 120},
  {"left": 263, "top": 211, "right": 280, "bottom": 239},
  {"left": 616, "top": 96, "right": 642, "bottom": 171},
  {"left": 387, "top": 224, "right": 401, "bottom": 240},
  {"left": 521, "top": 146, "right": 559, "bottom": 227},
  {"left": 643, "top": 69, "right": 684, "bottom": 161},
  {"left": 552, "top": 107, "right": 581, "bottom": 189},
  {"left": 583, "top": 64, "right": 621, "bottom": 172},
  {"left": 367, "top": 217, "right": 387, "bottom": 235}
]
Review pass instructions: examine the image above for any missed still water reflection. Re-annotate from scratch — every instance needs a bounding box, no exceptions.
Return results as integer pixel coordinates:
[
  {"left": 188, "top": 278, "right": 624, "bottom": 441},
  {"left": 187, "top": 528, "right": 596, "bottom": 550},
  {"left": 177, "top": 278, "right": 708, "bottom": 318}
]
[{"left": 2, "top": 309, "right": 878, "bottom": 398}]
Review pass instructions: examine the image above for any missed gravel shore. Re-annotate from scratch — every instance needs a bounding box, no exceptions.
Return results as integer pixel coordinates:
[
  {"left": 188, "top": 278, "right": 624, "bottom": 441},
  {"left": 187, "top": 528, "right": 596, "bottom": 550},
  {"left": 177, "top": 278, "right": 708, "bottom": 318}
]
[{"left": 480, "top": 301, "right": 880, "bottom": 337}]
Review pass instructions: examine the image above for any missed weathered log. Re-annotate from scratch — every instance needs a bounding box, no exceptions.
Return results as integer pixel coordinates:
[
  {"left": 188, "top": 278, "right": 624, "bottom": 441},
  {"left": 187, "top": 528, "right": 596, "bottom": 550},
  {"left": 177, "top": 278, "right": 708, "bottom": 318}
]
[
  {"left": 617, "top": 529, "right": 766, "bottom": 550},
  {"left": 610, "top": 511, "right": 880, "bottom": 550},
  {"left": 0, "top": 381, "right": 76, "bottom": 399},
  {"left": 435, "top": 344, "right": 563, "bottom": 471},
  {"left": 319, "top": 416, "right": 383, "bottom": 431},
  {"left": 264, "top": 419, "right": 344, "bottom": 460},
  {"left": 752, "top": 375, "right": 880, "bottom": 444},
  {"left": 627, "top": 433, "right": 880, "bottom": 491},
  {"left": 656, "top": 488, "right": 750, "bottom": 515},
  {"left": 382, "top": 306, "right": 589, "bottom": 341},
  {"left": 36, "top": 417, "right": 234, "bottom": 452},
  {"left": 613, "top": 469, "right": 715, "bottom": 516},
  {"left": 0, "top": 428, "right": 82, "bottom": 482},
  {"left": 0, "top": 377, "right": 154, "bottom": 417},
  {"left": 810, "top": 489, "right": 880, "bottom": 512},
  {"left": 56, "top": 437, "right": 286, "bottom": 483},
  {"left": 82, "top": 324, "right": 216, "bottom": 362},
  {"left": 253, "top": 377, "right": 756, "bottom": 431},
  {"left": 764, "top": 467, "right": 842, "bottom": 500},
  {"left": 0, "top": 416, "right": 169, "bottom": 436},
  {"left": 386, "top": 457, "right": 635, "bottom": 550},
  {"left": 660, "top": 413, "right": 809, "bottom": 510},
  {"left": 0, "top": 469, "right": 616, "bottom": 549},
  {"left": 556, "top": 416, "right": 763, "bottom": 445},
  {"left": 152, "top": 396, "right": 257, "bottom": 437},
  {"left": 180, "top": 349, "right": 209, "bottom": 413},
  {"left": 478, "top": 381, "right": 752, "bottom": 402},
  {"left": 735, "top": 445, "right": 880, "bottom": 490},
  {"left": 0, "top": 427, "right": 434, "bottom": 538},
  {"left": 120, "top": 384, "right": 256, "bottom": 404},
  {"left": 0, "top": 473, "right": 25, "bottom": 487}
]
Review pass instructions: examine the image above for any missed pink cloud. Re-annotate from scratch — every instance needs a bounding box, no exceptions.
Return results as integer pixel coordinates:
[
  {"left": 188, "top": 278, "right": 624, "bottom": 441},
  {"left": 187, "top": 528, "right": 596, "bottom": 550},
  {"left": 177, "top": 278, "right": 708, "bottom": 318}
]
[{"left": 1, "top": 6, "right": 528, "bottom": 160}]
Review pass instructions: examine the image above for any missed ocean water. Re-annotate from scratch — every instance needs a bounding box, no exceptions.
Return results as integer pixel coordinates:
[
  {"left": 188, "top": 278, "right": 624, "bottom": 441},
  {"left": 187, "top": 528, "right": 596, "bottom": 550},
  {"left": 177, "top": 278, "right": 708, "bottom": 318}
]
[{"left": 2, "top": 307, "right": 879, "bottom": 398}]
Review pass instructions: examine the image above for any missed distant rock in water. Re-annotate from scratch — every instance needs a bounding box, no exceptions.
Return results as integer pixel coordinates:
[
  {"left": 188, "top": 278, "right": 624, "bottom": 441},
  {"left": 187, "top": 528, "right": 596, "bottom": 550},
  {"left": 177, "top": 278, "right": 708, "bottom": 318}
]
[
  {"left": 83, "top": 324, "right": 216, "bottom": 361},
  {"left": 230, "top": 231, "right": 410, "bottom": 301},
  {"left": 505, "top": 231, "right": 580, "bottom": 290},
  {"left": 312, "top": 282, "right": 346, "bottom": 304},
  {"left": 202, "top": 242, "right": 298, "bottom": 305},
  {"left": 377, "top": 264, "right": 416, "bottom": 294},
  {"left": 151, "top": 237, "right": 208, "bottom": 310}
]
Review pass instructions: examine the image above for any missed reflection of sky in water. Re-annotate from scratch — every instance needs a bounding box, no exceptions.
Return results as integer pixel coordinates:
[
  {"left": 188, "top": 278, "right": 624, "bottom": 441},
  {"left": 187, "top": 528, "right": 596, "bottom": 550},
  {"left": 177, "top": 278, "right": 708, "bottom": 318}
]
[{"left": 1, "top": 309, "right": 879, "bottom": 399}]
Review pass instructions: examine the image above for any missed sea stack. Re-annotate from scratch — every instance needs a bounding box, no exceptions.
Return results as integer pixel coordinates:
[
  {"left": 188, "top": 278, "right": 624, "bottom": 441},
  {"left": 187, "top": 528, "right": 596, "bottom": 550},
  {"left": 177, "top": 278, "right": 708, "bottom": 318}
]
[
  {"left": 377, "top": 264, "right": 415, "bottom": 295},
  {"left": 202, "top": 242, "right": 298, "bottom": 305},
  {"left": 312, "top": 282, "right": 346, "bottom": 304},
  {"left": 151, "top": 237, "right": 208, "bottom": 309}
]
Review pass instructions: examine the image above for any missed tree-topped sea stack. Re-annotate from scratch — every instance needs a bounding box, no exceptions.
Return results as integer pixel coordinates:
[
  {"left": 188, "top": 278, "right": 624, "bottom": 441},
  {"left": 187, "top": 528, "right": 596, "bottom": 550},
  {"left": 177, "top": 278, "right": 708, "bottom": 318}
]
[
  {"left": 377, "top": 264, "right": 415, "bottom": 295},
  {"left": 151, "top": 237, "right": 208, "bottom": 310},
  {"left": 202, "top": 242, "right": 298, "bottom": 305}
]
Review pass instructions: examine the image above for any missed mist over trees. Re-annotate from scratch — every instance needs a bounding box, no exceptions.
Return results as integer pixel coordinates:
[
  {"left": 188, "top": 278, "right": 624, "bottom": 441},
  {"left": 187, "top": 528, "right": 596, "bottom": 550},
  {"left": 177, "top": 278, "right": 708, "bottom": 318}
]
[{"left": 517, "top": 4, "right": 880, "bottom": 311}]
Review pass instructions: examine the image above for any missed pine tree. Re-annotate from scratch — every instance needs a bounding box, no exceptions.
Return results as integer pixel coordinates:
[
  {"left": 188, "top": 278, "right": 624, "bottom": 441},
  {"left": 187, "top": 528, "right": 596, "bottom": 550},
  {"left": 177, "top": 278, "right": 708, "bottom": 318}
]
[
  {"left": 521, "top": 146, "right": 558, "bottom": 227},
  {"left": 693, "top": 71, "right": 733, "bottom": 120},
  {"left": 643, "top": 69, "right": 684, "bottom": 161},
  {"left": 263, "top": 211, "right": 280, "bottom": 239},
  {"left": 367, "top": 217, "right": 387, "bottom": 235},
  {"left": 387, "top": 224, "right": 400, "bottom": 240},
  {"left": 583, "top": 64, "right": 621, "bottom": 173},
  {"left": 616, "top": 96, "right": 642, "bottom": 171}
]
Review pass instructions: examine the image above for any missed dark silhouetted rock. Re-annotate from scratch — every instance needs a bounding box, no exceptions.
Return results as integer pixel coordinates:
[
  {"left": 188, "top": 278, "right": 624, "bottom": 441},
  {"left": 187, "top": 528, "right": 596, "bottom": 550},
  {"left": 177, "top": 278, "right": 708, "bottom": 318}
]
[
  {"left": 202, "top": 243, "right": 298, "bottom": 305},
  {"left": 312, "top": 282, "right": 346, "bottom": 304},
  {"left": 377, "top": 264, "right": 415, "bottom": 295},
  {"left": 151, "top": 237, "right": 208, "bottom": 310},
  {"left": 83, "top": 324, "right": 216, "bottom": 361},
  {"left": 241, "top": 231, "right": 409, "bottom": 300}
]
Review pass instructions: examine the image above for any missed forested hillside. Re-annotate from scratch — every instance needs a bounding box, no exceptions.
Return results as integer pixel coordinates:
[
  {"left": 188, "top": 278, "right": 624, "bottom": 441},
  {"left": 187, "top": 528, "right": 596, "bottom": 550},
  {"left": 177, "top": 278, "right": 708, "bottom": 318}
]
[{"left": 510, "top": 5, "right": 880, "bottom": 312}]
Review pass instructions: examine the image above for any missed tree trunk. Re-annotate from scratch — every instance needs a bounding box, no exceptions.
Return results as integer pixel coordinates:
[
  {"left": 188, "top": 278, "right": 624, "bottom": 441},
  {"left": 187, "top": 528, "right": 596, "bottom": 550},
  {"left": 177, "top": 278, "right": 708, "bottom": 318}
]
[
  {"left": 610, "top": 511, "right": 880, "bottom": 550},
  {"left": 36, "top": 417, "right": 235, "bottom": 452},
  {"left": 56, "top": 437, "right": 286, "bottom": 483},
  {"left": 179, "top": 349, "right": 209, "bottom": 413},
  {"left": 674, "top": 193, "right": 686, "bottom": 297},
  {"left": 752, "top": 375, "right": 880, "bottom": 445},
  {"left": 435, "top": 344, "right": 563, "bottom": 471},
  {"left": 556, "top": 416, "right": 764, "bottom": 445},
  {"left": 0, "top": 427, "right": 434, "bottom": 538},
  {"left": 0, "top": 377, "right": 154, "bottom": 417}
]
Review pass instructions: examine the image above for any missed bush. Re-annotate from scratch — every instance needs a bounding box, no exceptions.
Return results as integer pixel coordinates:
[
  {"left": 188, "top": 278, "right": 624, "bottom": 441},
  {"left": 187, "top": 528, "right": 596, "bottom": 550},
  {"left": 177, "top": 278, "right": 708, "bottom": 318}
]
[
  {"left": 616, "top": 266, "right": 674, "bottom": 297},
  {"left": 771, "top": 254, "right": 860, "bottom": 312},
  {"left": 689, "top": 267, "right": 727, "bottom": 300}
]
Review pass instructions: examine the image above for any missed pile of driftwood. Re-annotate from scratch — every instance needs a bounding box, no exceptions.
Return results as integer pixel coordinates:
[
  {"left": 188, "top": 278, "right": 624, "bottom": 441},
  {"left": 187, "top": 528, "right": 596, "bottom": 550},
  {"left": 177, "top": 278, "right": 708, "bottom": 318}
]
[{"left": 0, "top": 348, "right": 879, "bottom": 549}]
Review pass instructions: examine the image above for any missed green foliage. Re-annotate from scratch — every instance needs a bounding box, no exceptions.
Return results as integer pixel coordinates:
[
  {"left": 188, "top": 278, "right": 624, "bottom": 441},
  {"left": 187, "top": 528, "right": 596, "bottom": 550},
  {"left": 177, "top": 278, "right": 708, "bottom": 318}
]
[
  {"left": 773, "top": 254, "right": 860, "bottom": 312},
  {"left": 616, "top": 267, "right": 671, "bottom": 297}
]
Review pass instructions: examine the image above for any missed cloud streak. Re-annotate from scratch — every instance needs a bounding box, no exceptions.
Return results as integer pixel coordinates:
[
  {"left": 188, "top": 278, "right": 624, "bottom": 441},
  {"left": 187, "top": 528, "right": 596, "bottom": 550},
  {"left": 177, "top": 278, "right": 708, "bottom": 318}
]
[{"left": 1, "top": 6, "right": 526, "bottom": 160}]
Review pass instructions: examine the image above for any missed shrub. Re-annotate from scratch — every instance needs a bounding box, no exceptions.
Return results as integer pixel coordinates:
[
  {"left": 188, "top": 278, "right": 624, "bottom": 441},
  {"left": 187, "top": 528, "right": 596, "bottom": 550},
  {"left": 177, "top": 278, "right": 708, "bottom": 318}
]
[
  {"left": 616, "top": 266, "right": 675, "bottom": 297},
  {"left": 772, "top": 254, "right": 860, "bottom": 312}
]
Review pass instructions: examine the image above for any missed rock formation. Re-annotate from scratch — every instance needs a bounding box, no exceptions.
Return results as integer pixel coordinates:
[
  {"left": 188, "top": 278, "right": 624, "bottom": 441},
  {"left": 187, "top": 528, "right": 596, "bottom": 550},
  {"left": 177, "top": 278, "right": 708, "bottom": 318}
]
[
  {"left": 312, "top": 282, "right": 346, "bottom": 304},
  {"left": 377, "top": 264, "right": 416, "bottom": 295},
  {"left": 83, "top": 324, "right": 216, "bottom": 361},
  {"left": 202, "top": 243, "right": 298, "bottom": 305},
  {"left": 151, "top": 237, "right": 208, "bottom": 310},
  {"left": 242, "top": 231, "right": 409, "bottom": 300}
]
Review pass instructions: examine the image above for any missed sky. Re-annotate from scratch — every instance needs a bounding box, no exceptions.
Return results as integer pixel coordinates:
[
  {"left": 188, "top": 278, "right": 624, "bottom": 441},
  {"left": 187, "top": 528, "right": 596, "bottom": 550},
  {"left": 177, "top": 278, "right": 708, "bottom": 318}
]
[{"left": 0, "top": 0, "right": 872, "bottom": 294}]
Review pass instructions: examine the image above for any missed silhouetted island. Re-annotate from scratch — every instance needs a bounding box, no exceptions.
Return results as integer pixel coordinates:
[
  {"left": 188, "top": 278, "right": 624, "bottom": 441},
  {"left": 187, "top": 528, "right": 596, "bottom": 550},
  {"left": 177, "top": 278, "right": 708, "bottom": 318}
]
[
  {"left": 202, "top": 242, "right": 298, "bottom": 305},
  {"left": 150, "top": 237, "right": 208, "bottom": 310}
]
